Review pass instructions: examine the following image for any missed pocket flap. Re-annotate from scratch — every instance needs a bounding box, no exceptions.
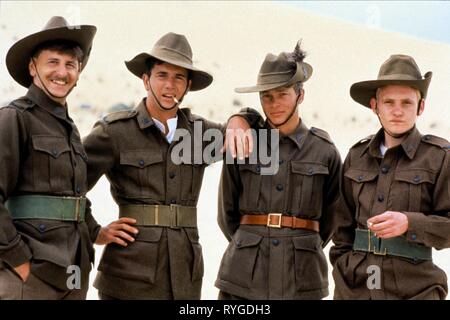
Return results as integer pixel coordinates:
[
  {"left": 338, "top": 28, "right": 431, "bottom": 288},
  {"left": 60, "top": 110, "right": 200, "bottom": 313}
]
[
  {"left": 238, "top": 164, "right": 261, "bottom": 174},
  {"left": 292, "top": 235, "right": 322, "bottom": 252},
  {"left": 135, "top": 227, "right": 163, "bottom": 243},
  {"left": 345, "top": 168, "right": 378, "bottom": 183},
  {"left": 19, "top": 219, "right": 71, "bottom": 233},
  {"left": 394, "top": 169, "right": 437, "bottom": 184},
  {"left": 185, "top": 228, "right": 200, "bottom": 244},
  {"left": 120, "top": 151, "right": 163, "bottom": 168},
  {"left": 291, "top": 161, "right": 329, "bottom": 176},
  {"left": 32, "top": 135, "right": 70, "bottom": 158},
  {"left": 232, "top": 229, "right": 263, "bottom": 248}
]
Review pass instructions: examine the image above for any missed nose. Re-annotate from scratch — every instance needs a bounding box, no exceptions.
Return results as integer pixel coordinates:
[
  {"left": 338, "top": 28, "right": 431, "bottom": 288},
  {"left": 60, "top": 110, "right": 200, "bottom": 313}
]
[
  {"left": 53, "top": 64, "right": 69, "bottom": 78},
  {"left": 392, "top": 103, "right": 403, "bottom": 116},
  {"left": 163, "top": 76, "right": 176, "bottom": 90}
]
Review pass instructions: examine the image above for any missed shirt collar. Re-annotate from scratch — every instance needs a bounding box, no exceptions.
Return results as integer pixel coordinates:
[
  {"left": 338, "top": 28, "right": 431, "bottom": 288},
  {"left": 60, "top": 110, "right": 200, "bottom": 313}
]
[
  {"left": 26, "top": 83, "right": 68, "bottom": 120},
  {"left": 264, "top": 118, "right": 308, "bottom": 150},
  {"left": 364, "top": 126, "right": 421, "bottom": 160}
]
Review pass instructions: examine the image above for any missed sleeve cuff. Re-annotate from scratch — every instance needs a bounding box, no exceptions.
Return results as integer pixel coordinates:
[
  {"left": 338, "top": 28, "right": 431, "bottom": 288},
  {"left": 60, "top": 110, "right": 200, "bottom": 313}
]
[
  {"left": 0, "top": 237, "right": 32, "bottom": 268},
  {"left": 404, "top": 211, "right": 427, "bottom": 245}
]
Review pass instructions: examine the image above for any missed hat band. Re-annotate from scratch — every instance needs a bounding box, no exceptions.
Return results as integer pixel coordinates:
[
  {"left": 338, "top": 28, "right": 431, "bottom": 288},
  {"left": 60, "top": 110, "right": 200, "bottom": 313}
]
[
  {"left": 377, "top": 73, "right": 422, "bottom": 81},
  {"left": 257, "top": 72, "right": 295, "bottom": 86},
  {"left": 151, "top": 47, "right": 193, "bottom": 66}
]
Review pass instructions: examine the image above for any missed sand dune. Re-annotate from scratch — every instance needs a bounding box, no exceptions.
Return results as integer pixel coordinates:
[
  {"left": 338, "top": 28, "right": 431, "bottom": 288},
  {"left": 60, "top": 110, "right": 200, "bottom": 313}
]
[{"left": 1, "top": 1, "right": 449, "bottom": 300}]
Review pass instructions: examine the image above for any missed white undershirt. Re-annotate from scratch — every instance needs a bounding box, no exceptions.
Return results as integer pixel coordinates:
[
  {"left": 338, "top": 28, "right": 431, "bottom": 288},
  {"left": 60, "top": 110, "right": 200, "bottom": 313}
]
[
  {"left": 379, "top": 141, "right": 388, "bottom": 157},
  {"left": 152, "top": 116, "right": 178, "bottom": 143}
]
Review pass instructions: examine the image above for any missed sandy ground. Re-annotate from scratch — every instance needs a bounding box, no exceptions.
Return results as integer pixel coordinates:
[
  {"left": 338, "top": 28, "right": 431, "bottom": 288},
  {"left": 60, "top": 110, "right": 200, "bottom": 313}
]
[{"left": 0, "top": 1, "right": 449, "bottom": 299}]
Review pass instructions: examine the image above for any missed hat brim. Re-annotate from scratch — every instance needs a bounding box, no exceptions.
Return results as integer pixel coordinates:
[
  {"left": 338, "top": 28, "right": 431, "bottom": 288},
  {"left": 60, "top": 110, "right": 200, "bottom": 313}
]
[
  {"left": 125, "top": 52, "right": 213, "bottom": 91},
  {"left": 350, "top": 72, "right": 432, "bottom": 108},
  {"left": 235, "top": 62, "right": 312, "bottom": 93},
  {"left": 6, "top": 25, "right": 96, "bottom": 88}
]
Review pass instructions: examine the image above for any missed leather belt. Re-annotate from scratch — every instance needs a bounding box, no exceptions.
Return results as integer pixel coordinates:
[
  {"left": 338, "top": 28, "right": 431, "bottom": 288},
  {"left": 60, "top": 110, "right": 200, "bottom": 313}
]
[
  {"left": 240, "top": 213, "right": 319, "bottom": 232},
  {"left": 119, "top": 204, "right": 197, "bottom": 228}
]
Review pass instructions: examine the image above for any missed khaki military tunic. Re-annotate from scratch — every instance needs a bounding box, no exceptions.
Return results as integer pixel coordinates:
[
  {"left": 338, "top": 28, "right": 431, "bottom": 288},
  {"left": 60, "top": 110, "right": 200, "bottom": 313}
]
[
  {"left": 83, "top": 99, "right": 260, "bottom": 299},
  {"left": 0, "top": 84, "right": 100, "bottom": 298},
  {"left": 215, "top": 120, "right": 342, "bottom": 299},
  {"left": 330, "top": 127, "right": 450, "bottom": 299}
]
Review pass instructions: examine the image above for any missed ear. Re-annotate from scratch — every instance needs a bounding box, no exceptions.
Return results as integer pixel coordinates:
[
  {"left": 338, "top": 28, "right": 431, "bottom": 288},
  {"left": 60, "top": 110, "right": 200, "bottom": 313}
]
[
  {"left": 297, "top": 89, "right": 305, "bottom": 104},
  {"left": 142, "top": 73, "right": 150, "bottom": 90},
  {"left": 369, "top": 97, "right": 378, "bottom": 114},
  {"left": 417, "top": 98, "right": 425, "bottom": 116},
  {"left": 28, "top": 59, "right": 36, "bottom": 77}
]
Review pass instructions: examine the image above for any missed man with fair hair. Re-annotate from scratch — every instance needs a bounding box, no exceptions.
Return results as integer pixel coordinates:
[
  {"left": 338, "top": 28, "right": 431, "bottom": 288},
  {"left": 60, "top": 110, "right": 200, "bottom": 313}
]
[{"left": 330, "top": 54, "right": 450, "bottom": 299}]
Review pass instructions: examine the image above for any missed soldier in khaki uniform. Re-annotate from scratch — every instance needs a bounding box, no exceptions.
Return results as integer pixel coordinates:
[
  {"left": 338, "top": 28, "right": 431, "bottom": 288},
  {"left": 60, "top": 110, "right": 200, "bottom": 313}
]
[
  {"left": 330, "top": 54, "right": 450, "bottom": 299},
  {"left": 0, "top": 17, "right": 101, "bottom": 299},
  {"left": 83, "top": 32, "right": 261, "bottom": 299},
  {"left": 215, "top": 42, "right": 342, "bottom": 299}
]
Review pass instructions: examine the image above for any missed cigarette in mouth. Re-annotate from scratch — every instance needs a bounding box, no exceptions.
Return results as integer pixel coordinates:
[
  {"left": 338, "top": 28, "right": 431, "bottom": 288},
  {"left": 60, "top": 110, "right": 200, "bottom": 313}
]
[{"left": 172, "top": 96, "right": 179, "bottom": 103}]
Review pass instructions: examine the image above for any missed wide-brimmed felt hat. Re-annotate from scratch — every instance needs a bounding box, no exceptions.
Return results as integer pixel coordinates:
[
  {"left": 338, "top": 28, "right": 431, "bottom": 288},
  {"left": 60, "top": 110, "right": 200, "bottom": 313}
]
[
  {"left": 125, "top": 32, "right": 213, "bottom": 91},
  {"left": 235, "top": 42, "right": 312, "bottom": 93},
  {"left": 350, "top": 54, "right": 432, "bottom": 108},
  {"left": 6, "top": 16, "right": 97, "bottom": 88}
]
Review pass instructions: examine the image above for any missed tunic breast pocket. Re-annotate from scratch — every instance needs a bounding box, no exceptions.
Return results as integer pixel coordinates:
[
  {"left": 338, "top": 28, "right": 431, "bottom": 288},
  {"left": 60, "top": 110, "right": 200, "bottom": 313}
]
[
  {"left": 289, "top": 161, "right": 329, "bottom": 213},
  {"left": 119, "top": 151, "right": 164, "bottom": 199},
  {"left": 31, "top": 135, "right": 71, "bottom": 191},
  {"left": 393, "top": 169, "right": 436, "bottom": 212},
  {"left": 238, "top": 164, "right": 262, "bottom": 208},
  {"left": 344, "top": 168, "right": 379, "bottom": 221}
]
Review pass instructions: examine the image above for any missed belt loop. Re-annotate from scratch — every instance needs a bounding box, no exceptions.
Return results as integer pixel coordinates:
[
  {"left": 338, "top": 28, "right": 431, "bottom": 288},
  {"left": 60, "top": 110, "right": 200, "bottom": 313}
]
[
  {"left": 170, "top": 204, "right": 180, "bottom": 229},
  {"left": 154, "top": 205, "right": 159, "bottom": 226}
]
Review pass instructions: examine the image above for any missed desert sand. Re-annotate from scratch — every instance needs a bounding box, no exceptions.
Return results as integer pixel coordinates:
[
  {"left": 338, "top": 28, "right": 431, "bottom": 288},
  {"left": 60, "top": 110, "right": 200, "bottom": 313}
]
[{"left": 1, "top": 1, "right": 449, "bottom": 300}]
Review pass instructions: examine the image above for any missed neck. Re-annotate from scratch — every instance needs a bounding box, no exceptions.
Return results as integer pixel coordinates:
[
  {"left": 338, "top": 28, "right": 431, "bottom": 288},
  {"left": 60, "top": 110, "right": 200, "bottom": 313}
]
[
  {"left": 269, "top": 115, "right": 300, "bottom": 136},
  {"left": 33, "top": 81, "right": 67, "bottom": 106},
  {"left": 146, "top": 98, "right": 178, "bottom": 132},
  {"left": 383, "top": 131, "right": 405, "bottom": 149}
]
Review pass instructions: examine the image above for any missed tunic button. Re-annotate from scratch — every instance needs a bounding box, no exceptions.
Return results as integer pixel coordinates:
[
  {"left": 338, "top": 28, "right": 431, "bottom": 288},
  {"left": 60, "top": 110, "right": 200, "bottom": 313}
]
[
  {"left": 170, "top": 199, "right": 177, "bottom": 204},
  {"left": 139, "top": 160, "right": 145, "bottom": 166},
  {"left": 38, "top": 224, "right": 46, "bottom": 232},
  {"left": 411, "top": 234, "right": 417, "bottom": 241},
  {"left": 26, "top": 99, "right": 33, "bottom": 105},
  {"left": 272, "top": 239, "right": 279, "bottom": 246},
  {"left": 169, "top": 172, "right": 175, "bottom": 179},
  {"left": 52, "top": 149, "right": 58, "bottom": 156},
  {"left": 143, "top": 118, "right": 150, "bottom": 124},
  {"left": 413, "top": 175, "right": 421, "bottom": 183},
  {"left": 357, "top": 175, "right": 363, "bottom": 182},
  {"left": 236, "top": 240, "right": 242, "bottom": 247},
  {"left": 76, "top": 186, "right": 81, "bottom": 194},
  {"left": 276, "top": 184, "right": 284, "bottom": 191},
  {"left": 377, "top": 194, "right": 384, "bottom": 202},
  {"left": 424, "top": 135, "right": 430, "bottom": 141},
  {"left": 381, "top": 166, "right": 389, "bottom": 174},
  {"left": 256, "top": 165, "right": 261, "bottom": 173},
  {"left": 308, "top": 168, "right": 314, "bottom": 175},
  {"left": 279, "top": 159, "right": 284, "bottom": 165}
]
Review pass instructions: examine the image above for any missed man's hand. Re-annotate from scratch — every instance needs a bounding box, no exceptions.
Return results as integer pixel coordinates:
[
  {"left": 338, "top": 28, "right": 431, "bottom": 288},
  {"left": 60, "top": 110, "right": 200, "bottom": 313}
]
[
  {"left": 14, "top": 261, "right": 31, "bottom": 282},
  {"left": 222, "top": 116, "right": 254, "bottom": 160},
  {"left": 95, "top": 217, "right": 139, "bottom": 247},
  {"left": 367, "top": 211, "right": 409, "bottom": 239}
]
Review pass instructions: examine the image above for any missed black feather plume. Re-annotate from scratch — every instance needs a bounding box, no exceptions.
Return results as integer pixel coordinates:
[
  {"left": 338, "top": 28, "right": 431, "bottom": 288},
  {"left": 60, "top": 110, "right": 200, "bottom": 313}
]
[{"left": 288, "top": 39, "right": 306, "bottom": 63}]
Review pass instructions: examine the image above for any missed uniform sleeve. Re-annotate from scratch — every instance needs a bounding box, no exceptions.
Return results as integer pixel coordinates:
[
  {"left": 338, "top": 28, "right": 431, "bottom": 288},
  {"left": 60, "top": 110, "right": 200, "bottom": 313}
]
[
  {"left": 404, "top": 149, "right": 450, "bottom": 249},
  {"left": 82, "top": 120, "right": 119, "bottom": 241},
  {"left": 0, "top": 108, "right": 32, "bottom": 267},
  {"left": 329, "top": 153, "right": 358, "bottom": 266},
  {"left": 319, "top": 146, "right": 342, "bottom": 246},
  {"left": 217, "top": 162, "right": 242, "bottom": 241},
  {"left": 201, "top": 107, "right": 264, "bottom": 165}
]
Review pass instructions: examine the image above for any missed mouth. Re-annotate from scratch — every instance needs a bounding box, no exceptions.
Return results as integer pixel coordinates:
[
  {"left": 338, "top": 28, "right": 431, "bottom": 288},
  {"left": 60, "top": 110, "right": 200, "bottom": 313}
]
[
  {"left": 50, "top": 79, "right": 68, "bottom": 86},
  {"left": 271, "top": 111, "right": 285, "bottom": 117}
]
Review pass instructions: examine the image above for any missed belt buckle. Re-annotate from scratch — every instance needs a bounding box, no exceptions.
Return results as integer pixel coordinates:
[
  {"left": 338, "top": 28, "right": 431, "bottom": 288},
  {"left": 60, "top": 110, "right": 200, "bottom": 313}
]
[
  {"left": 170, "top": 204, "right": 181, "bottom": 229},
  {"left": 267, "top": 213, "right": 282, "bottom": 228},
  {"left": 75, "top": 197, "right": 80, "bottom": 222},
  {"left": 368, "top": 229, "right": 387, "bottom": 255}
]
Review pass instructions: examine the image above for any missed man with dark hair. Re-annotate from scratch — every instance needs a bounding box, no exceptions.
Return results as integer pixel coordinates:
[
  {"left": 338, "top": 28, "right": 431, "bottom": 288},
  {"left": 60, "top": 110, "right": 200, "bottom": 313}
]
[
  {"left": 0, "top": 16, "right": 100, "bottom": 299},
  {"left": 330, "top": 54, "right": 450, "bottom": 299},
  {"left": 83, "top": 32, "right": 261, "bottom": 299},
  {"left": 215, "top": 41, "right": 342, "bottom": 299}
]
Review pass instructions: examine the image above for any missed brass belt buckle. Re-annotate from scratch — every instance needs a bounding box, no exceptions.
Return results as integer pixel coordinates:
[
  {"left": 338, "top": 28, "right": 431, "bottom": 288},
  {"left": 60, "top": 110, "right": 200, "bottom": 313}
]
[{"left": 267, "top": 213, "right": 282, "bottom": 228}]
